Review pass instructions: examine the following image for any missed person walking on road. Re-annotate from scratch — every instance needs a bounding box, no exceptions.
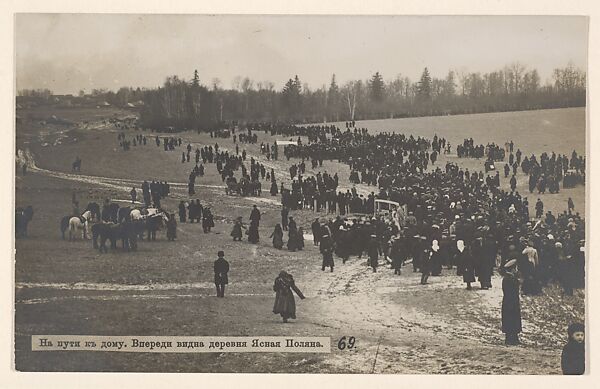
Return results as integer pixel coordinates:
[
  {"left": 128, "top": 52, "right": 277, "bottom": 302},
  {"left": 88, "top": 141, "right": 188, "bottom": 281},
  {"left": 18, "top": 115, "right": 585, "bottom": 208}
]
[{"left": 272, "top": 271, "right": 305, "bottom": 323}]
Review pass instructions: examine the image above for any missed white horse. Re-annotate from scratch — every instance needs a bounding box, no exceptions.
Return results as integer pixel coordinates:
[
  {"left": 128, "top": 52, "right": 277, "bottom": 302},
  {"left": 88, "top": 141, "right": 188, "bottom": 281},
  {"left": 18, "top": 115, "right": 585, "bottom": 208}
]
[
  {"left": 130, "top": 208, "right": 144, "bottom": 221},
  {"left": 69, "top": 210, "right": 91, "bottom": 240}
]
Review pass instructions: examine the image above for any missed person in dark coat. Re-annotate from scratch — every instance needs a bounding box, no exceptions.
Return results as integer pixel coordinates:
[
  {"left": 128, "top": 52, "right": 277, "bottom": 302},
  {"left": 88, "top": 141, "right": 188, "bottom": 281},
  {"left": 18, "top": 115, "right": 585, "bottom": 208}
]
[
  {"left": 249, "top": 205, "right": 261, "bottom": 227},
  {"left": 193, "top": 199, "right": 203, "bottom": 223},
  {"left": 457, "top": 240, "right": 476, "bottom": 290},
  {"left": 270, "top": 224, "right": 284, "bottom": 249},
  {"left": 281, "top": 206, "right": 289, "bottom": 231},
  {"left": 130, "top": 187, "right": 137, "bottom": 204},
  {"left": 429, "top": 239, "right": 443, "bottom": 276},
  {"left": 479, "top": 234, "right": 497, "bottom": 289},
  {"left": 270, "top": 180, "right": 279, "bottom": 196},
  {"left": 178, "top": 201, "right": 187, "bottom": 223},
  {"left": 367, "top": 235, "right": 379, "bottom": 272},
  {"left": 202, "top": 208, "right": 214, "bottom": 233},
  {"left": 561, "top": 322, "right": 585, "bottom": 375},
  {"left": 188, "top": 201, "right": 196, "bottom": 223},
  {"left": 501, "top": 259, "right": 522, "bottom": 345},
  {"left": 320, "top": 233, "right": 334, "bottom": 272},
  {"left": 248, "top": 220, "right": 260, "bottom": 244},
  {"left": 311, "top": 218, "right": 321, "bottom": 246},
  {"left": 272, "top": 271, "right": 305, "bottom": 322},
  {"left": 420, "top": 244, "right": 432, "bottom": 285},
  {"left": 390, "top": 235, "right": 406, "bottom": 275},
  {"left": 166, "top": 213, "right": 177, "bottom": 241},
  {"left": 230, "top": 217, "right": 244, "bottom": 241},
  {"left": 297, "top": 227, "right": 305, "bottom": 250},
  {"left": 213, "top": 251, "right": 229, "bottom": 298},
  {"left": 336, "top": 226, "right": 352, "bottom": 265},
  {"left": 287, "top": 217, "right": 298, "bottom": 251}
]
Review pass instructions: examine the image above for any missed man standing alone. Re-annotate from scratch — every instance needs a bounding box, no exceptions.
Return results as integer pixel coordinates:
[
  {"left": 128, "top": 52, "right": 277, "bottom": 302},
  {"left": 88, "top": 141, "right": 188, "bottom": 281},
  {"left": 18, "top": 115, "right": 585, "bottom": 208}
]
[{"left": 213, "top": 251, "right": 229, "bottom": 298}]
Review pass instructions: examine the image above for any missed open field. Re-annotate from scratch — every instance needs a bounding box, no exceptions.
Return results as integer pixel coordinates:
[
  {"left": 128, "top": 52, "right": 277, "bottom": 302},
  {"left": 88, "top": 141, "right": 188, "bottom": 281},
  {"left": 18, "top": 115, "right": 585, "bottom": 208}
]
[{"left": 14, "top": 107, "right": 585, "bottom": 373}]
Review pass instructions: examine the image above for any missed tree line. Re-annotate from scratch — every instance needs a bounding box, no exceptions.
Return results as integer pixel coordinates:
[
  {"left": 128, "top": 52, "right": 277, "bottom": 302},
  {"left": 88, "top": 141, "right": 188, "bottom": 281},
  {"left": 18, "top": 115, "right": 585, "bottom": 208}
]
[{"left": 18, "top": 62, "right": 586, "bottom": 129}]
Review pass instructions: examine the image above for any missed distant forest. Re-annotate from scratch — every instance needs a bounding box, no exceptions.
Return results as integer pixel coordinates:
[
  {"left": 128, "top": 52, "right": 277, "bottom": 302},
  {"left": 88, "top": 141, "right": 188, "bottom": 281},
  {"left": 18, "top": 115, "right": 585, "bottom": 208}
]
[{"left": 18, "top": 63, "right": 586, "bottom": 130}]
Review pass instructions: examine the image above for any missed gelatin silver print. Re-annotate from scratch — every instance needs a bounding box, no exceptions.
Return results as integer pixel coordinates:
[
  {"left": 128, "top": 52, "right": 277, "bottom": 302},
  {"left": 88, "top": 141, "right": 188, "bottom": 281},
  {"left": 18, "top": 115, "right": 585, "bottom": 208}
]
[{"left": 14, "top": 14, "right": 587, "bottom": 374}]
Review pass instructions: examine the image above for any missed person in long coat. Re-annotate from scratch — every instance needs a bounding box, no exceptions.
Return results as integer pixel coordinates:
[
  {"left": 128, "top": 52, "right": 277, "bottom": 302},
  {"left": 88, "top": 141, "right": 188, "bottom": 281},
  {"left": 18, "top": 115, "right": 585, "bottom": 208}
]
[
  {"left": 270, "top": 224, "right": 284, "bottom": 249},
  {"left": 270, "top": 180, "right": 279, "bottom": 196},
  {"left": 311, "top": 218, "right": 322, "bottom": 246},
  {"left": 249, "top": 205, "right": 261, "bottom": 227},
  {"left": 457, "top": 240, "right": 476, "bottom": 290},
  {"left": 248, "top": 219, "right": 260, "bottom": 243},
  {"left": 297, "top": 227, "right": 305, "bottom": 250},
  {"left": 230, "top": 217, "right": 244, "bottom": 241},
  {"left": 166, "top": 213, "right": 177, "bottom": 241},
  {"left": 178, "top": 201, "right": 187, "bottom": 223},
  {"left": 272, "top": 271, "right": 305, "bottom": 322},
  {"left": 390, "top": 235, "right": 407, "bottom": 275},
  {"left": 214, "top": 251, "right": 230, "bottom": 298},
  {"left": 420, "top": 245, "right": 432, "bottom": 285},
  {"left": 202, "top": 208, "right": 214, "bottom": 233},
  {"left": 320, "top": 233, "right": 334, "bottom": 272},
  {"left": 430, "top": 239, "right": 443, "bottom": 276},
  {"left": 501, "top": 259, "right": 522, "bottom": 345},
  {"left": 336, "top": 226, "right": 352, "bottom": 265},
  {"left": 479, "top": 234, "right": 497, "bottom": 289},
  {"left": 287, "top": 217, "right": 298, "bottom": 251}
]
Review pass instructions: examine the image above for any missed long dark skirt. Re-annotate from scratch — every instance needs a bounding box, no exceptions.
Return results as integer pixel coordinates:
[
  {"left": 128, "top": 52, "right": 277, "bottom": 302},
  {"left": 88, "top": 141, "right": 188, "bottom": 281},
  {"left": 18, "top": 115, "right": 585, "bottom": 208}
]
[{"left": 273, "top": 288, "right": 296, "bottom": 319}]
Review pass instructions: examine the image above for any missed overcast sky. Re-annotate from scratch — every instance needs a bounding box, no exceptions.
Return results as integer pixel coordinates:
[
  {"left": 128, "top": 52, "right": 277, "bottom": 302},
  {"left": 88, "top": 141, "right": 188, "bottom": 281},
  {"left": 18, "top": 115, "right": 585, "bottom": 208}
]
[{"left": 15, "top": 14, "right": 588, "bottom": 95}]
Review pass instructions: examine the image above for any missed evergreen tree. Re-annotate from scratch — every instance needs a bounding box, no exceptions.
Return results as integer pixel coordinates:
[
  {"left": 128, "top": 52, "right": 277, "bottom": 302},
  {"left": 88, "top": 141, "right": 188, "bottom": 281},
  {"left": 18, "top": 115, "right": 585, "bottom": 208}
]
[
  {"left": 293, "top": 75, "right": 302, "bottom": 94},
  {"left": 417, "top": 67, "right": 432, "bottom": 99},
  {"left": 369, "top": 71, "right": 385, "bottom": 102},
  {"left": 327, "top": 74, "right": 340, "bottom": 120},
  {"left": 192, "top": 70, "right": 200, "bottom": 87}
]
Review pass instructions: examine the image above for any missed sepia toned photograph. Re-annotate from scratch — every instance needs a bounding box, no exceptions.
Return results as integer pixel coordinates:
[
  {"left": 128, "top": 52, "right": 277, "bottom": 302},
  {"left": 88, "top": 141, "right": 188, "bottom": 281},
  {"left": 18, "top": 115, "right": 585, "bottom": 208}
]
[{"left": 14, "top": 13, "right": 587, "bottom": 374}]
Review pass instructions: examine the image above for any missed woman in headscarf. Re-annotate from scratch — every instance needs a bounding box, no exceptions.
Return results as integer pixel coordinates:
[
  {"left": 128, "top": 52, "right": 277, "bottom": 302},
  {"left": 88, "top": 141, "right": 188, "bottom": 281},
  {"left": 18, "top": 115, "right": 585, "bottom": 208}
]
[
  {"left": 501, "top": 259, "right": 522, "bottom": 345},
  {"left": 270, "top": 224, "right": 284, "bottom": 249},
  {"left": 272, "top": 271, "right": 305, "bottom": 323},
  {"left": 430, "top": 239, "right": 443, "bottom": 276}
]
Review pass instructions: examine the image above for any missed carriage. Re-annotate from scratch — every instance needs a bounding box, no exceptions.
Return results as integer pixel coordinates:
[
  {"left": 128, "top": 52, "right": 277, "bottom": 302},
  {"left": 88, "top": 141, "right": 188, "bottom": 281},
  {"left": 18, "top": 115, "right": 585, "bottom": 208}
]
[
  {"left": 225, "top": 176, "right": 241, "bottom": 195},
  {"left": 484, "top": 160, "right": 496, "bottom": 173},
  {"left": 214, "top": 129, "right": 231, "bottom": 138},
  {"left": 225, "top": 176, "right": 261, "bottom": 196}
]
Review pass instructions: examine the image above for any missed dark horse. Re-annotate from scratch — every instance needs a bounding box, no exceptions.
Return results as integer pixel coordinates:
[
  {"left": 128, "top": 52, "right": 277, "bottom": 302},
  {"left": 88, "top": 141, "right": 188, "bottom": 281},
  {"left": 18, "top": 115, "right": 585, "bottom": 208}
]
[
  {"left": 145, "top": 212, "right": 169, "bottom": 241},
  {"left": 15, "top": 206, "right": 34, "bottom": 238},
  {"left": 101, "top": 203, "right": 120, "bottom": 223},
  {"left": 92, "top": 219, "right": 141, "bottom": 253}
]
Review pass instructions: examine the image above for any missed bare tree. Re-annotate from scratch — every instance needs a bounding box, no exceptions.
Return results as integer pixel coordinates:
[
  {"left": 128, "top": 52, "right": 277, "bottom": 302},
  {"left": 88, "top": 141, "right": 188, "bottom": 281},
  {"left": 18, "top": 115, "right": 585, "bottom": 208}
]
[{"left": 343, "top": 81, "right": 358, "bottom": 120}]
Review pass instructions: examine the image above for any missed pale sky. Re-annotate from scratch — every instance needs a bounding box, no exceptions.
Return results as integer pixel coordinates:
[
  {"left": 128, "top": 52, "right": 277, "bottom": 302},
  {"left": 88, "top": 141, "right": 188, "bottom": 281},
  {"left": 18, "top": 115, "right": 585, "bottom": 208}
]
[{"left": 15, "top": 14, "right": 588, "bottom": 95}]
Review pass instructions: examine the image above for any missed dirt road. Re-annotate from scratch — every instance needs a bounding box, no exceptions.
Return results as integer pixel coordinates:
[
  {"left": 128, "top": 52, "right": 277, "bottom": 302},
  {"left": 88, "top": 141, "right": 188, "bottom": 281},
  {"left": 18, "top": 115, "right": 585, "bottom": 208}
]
[{"left": 14, "top": 109, "right": 584, "bottom": 373}]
